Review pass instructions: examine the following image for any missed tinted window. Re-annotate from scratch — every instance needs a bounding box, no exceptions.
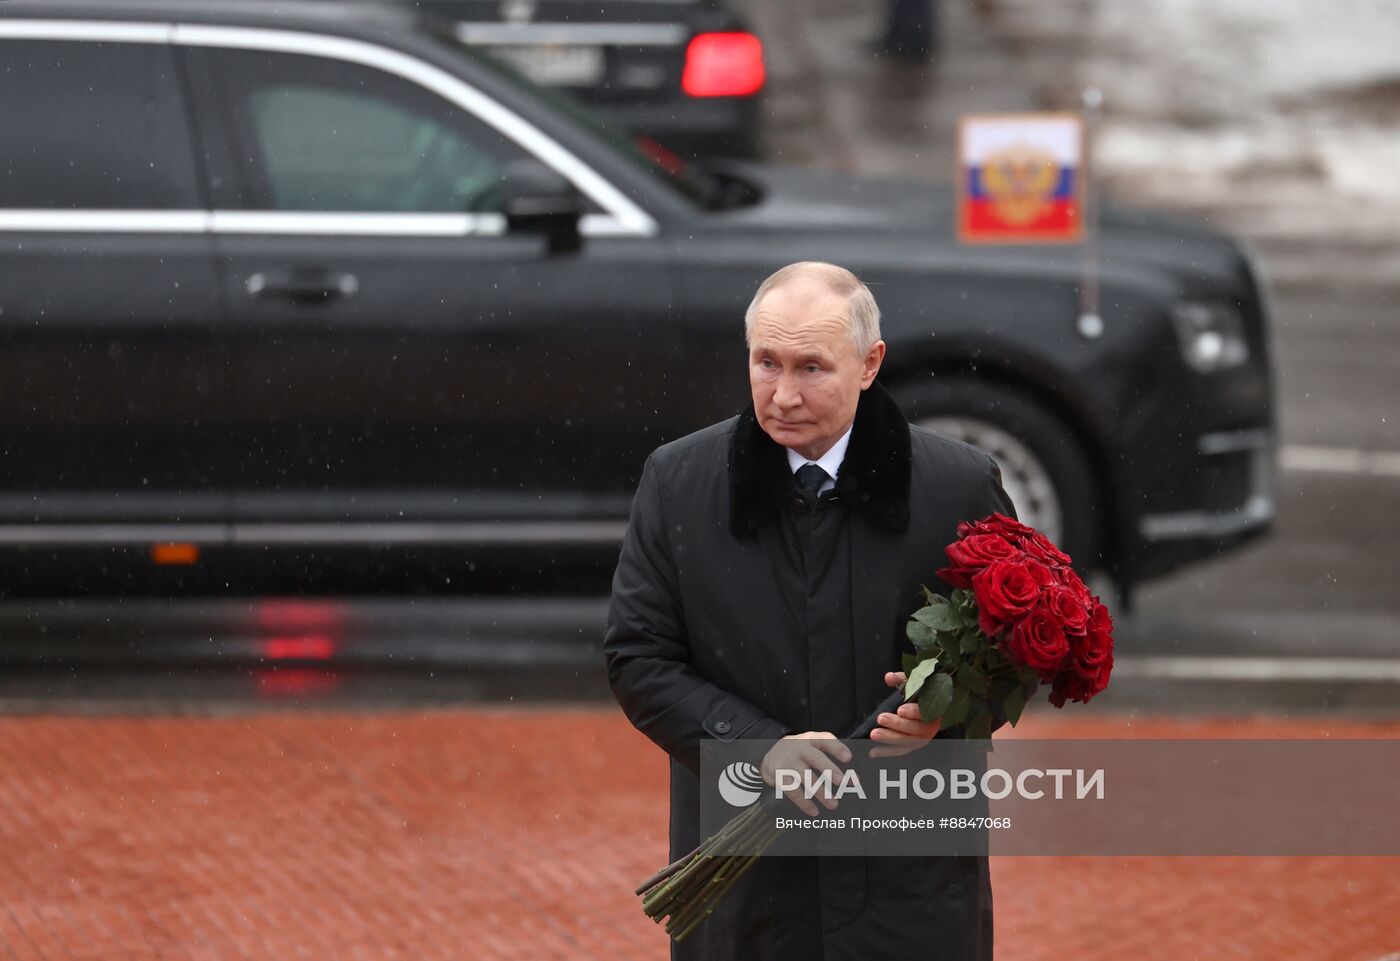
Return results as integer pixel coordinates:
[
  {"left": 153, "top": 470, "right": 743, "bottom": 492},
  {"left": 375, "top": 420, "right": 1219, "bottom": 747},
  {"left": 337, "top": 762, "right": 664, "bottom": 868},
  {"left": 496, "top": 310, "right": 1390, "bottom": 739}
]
[
  {"left": 0, "top": 40, "right": 201, "bottom": 209},
  {"left": 453, "top": 34, "right": 725, "bottom": 210},
  {"left": 207, "top": 50, "right": 534, "bottom": 213}
]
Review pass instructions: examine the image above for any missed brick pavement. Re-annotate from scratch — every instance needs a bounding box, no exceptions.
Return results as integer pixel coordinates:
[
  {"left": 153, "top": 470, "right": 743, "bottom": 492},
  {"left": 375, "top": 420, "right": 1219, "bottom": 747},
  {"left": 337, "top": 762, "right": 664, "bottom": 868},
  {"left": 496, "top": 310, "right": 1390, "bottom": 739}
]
[{"left": 2, "top": 706, "right": 1398, "bottom": 960}]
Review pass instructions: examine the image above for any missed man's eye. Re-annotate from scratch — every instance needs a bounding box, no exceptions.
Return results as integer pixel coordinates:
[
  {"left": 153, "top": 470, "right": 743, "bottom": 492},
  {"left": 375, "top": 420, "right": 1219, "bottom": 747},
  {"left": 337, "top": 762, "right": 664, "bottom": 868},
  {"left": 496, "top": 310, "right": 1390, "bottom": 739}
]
[{"left": 804, "top": 365, "right": 821, "bottom": 373}]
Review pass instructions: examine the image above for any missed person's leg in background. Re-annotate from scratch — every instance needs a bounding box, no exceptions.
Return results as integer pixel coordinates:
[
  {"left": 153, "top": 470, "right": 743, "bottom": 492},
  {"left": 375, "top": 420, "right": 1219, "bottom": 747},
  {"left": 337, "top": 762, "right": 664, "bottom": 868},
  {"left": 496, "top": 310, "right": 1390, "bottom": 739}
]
[{"left": 875, "top": 0, "right": 938, "bottom": 60}]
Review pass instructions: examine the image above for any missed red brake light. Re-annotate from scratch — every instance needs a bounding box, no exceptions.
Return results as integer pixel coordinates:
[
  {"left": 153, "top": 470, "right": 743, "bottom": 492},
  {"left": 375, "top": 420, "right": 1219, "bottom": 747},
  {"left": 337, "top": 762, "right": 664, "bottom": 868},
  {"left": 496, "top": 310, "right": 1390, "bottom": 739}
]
[
  {"left": 262, "top": 635, "right": 337, "bottom": 660},
  {"left": 682, "top": 32, "right": 765, "bottom": 98}
]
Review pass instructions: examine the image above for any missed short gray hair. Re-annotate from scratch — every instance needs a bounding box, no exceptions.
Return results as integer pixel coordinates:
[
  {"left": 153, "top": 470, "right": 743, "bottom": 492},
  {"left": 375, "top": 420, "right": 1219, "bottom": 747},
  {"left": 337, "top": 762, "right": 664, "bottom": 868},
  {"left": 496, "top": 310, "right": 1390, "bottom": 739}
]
[{"left": 743, "top": 262, "right": 882, "bottom": 355}]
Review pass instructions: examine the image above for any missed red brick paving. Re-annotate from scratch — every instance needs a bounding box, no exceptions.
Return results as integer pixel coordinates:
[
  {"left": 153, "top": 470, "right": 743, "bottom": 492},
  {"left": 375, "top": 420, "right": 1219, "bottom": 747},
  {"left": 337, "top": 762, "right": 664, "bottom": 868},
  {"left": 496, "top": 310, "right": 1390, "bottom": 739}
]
[{"left": 1, "top": 706, "right": 1397, "bottom": 960}]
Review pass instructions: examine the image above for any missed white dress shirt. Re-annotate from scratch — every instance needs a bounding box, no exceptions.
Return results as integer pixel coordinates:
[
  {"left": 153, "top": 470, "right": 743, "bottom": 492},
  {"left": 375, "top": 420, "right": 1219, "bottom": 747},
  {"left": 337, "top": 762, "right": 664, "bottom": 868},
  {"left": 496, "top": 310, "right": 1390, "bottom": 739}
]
[{"left": 785, "top": 425, "right": 853, "bottom": 496}]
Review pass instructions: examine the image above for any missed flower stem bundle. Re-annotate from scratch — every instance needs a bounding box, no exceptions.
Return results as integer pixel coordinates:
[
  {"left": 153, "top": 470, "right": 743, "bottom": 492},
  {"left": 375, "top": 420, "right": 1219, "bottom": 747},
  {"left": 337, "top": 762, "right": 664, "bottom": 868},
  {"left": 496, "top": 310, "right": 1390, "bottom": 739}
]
[{"left": 635, "top": 799, "right": 781, "bottom": 941}]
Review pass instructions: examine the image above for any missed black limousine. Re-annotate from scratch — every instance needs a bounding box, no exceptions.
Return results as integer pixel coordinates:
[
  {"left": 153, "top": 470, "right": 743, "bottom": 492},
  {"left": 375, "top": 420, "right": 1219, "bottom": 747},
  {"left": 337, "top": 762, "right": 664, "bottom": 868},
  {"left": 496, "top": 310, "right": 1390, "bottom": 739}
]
[{"left": 0, "top": 0, "right": 1276, "bottom": 599}]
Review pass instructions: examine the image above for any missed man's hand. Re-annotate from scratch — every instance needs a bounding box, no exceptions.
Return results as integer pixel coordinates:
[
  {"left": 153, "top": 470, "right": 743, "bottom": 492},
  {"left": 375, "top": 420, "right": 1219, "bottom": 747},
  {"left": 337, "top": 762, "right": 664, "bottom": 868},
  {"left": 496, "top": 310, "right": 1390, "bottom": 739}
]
[
  {"left": 870, "top": 671, "right": 941, "bottom": 759},
  {"left": 760, "top": 732, "right": 851, "bottom": 817}
]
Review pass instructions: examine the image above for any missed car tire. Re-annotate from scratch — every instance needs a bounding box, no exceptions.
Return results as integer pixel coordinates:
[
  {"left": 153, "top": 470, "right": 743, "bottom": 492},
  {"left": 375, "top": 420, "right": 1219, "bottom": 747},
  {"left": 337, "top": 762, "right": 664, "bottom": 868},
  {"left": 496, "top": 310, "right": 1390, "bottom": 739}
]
[{"left": 895, "top": 378, "right": 1103, "bottom": 574}]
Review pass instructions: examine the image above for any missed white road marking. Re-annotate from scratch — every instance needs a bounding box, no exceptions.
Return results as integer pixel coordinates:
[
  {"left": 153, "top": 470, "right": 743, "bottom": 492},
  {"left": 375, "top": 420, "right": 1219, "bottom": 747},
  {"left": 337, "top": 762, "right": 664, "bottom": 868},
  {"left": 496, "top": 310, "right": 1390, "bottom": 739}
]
[
  {"left": 1281, "top": 444, "right": 1400, "bottom": 477},
  {"left": 1114, "top": 656, "right": 1400, "bottom": 683}
]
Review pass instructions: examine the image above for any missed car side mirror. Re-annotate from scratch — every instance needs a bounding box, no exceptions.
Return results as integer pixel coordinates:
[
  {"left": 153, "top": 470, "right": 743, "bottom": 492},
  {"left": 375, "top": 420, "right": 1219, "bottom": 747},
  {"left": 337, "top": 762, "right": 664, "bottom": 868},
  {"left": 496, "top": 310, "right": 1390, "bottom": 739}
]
[{"left": 499, "top": 159, "right": 584, "bottom": 254}]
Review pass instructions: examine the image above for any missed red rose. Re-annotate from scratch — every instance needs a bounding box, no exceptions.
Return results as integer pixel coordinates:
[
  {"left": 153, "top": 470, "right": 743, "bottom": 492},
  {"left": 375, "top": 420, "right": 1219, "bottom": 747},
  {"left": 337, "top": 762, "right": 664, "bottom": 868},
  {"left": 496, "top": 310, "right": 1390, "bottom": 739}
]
[
  {"left": 1073, "top": 600, "right": 1114, "bottom": 679},
  {"left": 986, "top": 512, "right": 1036, "bottom": 537},
  {"left": 1050, "top": 650, "right": 1113, "bottom": 707},
  {"left": 1087, "top": 598, "right": 1113, "bottom": 637},
  {"left": 955, "top": 518, "right": 994, "bottom": 539},
  {"left": 1022, "top": 530, "right": 1072, "bottom": 569},
  {"left": 1058, "top": 569, "right": 1093, "bottom": 607},
  {"left": 1046, "top": 586, "right": 1091, "bottom": 636},
  {"left": 1049, "top": 669, "right": 1090, "bottom": 708},
  {"left": 971, "top": 559, "right": 1042, "bottom": 637},
  {"left": 1073, "top": 624, "right": 1111, "bottom": 677},
  {"left": 960, "top": 512, "right": 1036, "bottom": 543},
  {"left": 938, "top": 533, "right": 1022, "bottom": 588},
  {"left": 1024, "top": 558, "right": 1055, "bottom": 590},
  {"left": 1095, "top": 651, "right": 1114, "bottom": 693},
  {"left": 1004, "top": 609, "right": 1072, "bottom": 678}
]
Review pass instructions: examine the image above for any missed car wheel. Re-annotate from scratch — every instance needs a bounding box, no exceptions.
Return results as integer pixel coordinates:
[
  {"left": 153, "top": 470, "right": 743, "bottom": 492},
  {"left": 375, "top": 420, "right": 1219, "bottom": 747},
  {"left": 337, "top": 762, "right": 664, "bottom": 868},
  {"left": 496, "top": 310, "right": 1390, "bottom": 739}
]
[{"left": 901, "top": 380, "right": 1103, "bottom": 573}]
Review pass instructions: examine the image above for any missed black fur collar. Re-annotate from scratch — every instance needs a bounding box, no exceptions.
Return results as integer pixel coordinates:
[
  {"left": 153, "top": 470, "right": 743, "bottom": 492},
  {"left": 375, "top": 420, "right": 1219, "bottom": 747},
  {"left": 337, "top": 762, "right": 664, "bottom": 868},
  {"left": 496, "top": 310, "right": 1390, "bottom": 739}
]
[{"left": 728, "top": 380, "right": 912, "bottom": 537}]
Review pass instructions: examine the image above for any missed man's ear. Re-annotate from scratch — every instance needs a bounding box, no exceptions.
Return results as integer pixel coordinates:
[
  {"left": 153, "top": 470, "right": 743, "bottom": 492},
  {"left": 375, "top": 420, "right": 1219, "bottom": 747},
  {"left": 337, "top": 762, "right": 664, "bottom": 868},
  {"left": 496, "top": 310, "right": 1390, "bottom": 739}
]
[{"left": 860, "top": 341, "right": 887, "bottom": 389}]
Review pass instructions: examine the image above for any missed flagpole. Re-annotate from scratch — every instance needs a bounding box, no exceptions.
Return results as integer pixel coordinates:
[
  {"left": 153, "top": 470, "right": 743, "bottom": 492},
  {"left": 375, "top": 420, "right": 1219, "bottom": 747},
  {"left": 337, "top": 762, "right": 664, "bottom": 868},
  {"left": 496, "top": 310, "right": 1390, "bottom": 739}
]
[{"left": 1077, "top": 86, "right": 1104, "bottom": 340}]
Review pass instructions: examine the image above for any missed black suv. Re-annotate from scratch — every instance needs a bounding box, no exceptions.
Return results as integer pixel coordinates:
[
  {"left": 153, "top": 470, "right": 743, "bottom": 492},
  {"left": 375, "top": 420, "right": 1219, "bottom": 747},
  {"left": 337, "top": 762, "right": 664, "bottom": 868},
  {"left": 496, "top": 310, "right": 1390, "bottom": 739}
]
[{"left": 0, "top": 0, "right": 1276, "bottom": 599}]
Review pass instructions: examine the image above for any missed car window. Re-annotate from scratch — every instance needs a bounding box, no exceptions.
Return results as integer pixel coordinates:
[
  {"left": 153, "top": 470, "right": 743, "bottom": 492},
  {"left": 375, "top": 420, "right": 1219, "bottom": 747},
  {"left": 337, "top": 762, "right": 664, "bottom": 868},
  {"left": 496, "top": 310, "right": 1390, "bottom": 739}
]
[
  {"left": 437, "top": 29, "right": 727, "bottom": 211},
  {"left": 0, "top": 40, "right": 201, "bottom": 209},
  {"left": 206, "top": 49, "right": 536, "bottom": 214}
]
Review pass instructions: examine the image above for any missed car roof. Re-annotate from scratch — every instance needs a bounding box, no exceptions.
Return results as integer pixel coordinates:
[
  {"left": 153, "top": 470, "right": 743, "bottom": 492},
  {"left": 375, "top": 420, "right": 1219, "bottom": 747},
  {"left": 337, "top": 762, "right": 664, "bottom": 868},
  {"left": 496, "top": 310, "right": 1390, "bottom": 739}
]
[
  {"left": 0, "top": 0, "right": 422, "bottom": 36},
  {"left": 0, "top": 0, "right": 705, "bottom": 226}
]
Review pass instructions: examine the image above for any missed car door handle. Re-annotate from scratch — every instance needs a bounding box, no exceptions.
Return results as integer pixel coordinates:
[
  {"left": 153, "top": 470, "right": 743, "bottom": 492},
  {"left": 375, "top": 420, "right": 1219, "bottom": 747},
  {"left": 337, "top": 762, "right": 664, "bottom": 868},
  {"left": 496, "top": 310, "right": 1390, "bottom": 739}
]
[{"left": 245, "top": 269, "right": 359, "bottom": 304}]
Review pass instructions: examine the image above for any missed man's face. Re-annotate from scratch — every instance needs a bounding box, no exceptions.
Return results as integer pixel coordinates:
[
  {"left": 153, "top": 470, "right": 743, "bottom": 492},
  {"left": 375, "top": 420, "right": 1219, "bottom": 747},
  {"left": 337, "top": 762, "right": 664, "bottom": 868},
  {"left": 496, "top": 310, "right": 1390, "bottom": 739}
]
[{"left": 748, "top": 279, "right": 886, "bottom": 461}]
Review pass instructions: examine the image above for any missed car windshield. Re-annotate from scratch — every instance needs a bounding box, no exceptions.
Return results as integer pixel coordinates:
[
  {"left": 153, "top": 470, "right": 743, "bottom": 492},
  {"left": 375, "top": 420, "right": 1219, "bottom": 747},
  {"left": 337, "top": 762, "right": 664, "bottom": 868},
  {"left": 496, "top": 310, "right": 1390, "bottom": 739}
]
[{"left": 429, "top": 26, "right": 729, "bottom": 209}]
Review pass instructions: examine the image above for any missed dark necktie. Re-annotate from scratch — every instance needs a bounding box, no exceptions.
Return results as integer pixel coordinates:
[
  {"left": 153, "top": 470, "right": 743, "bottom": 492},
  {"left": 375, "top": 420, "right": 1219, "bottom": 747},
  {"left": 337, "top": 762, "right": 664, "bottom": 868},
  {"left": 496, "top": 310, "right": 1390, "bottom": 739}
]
[{"left": 795, "top": 463, "right": 829, "bottom": 496}]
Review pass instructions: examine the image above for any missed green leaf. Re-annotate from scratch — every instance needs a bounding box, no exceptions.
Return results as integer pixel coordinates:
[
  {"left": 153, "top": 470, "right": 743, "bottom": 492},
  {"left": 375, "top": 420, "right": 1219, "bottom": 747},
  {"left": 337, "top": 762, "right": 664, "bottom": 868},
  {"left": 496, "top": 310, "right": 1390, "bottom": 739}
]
[
  {"left": 966, "top": 707, "right": 993, "bottom": 740},
  {"left": 1003, "top": 685, "right": 1028, "bottom": 728},
  {"left": 942, "top": 685, "right": 971, "bottom": 727},
  {"left": 956, "top": 589, "right": 981, "bottom": 624},
  {"left": 905, "top": 619, "right": 940, "bottom": 654},
  {"left": 959, "top": 628, "right": 986, "bottom": 657},
  {"left": 901, "top": 652, "right": 919, "bottom": 675},
  {"left": 917, "top": 672, "right": 954, "bottom": 722},
  {"left": 957, "top": 664, "right": 989, "bottom": 695},
  {"left": 904, "top": 658, "right": 941, "bottom": 700},
  {"left": 912, "top": 600, "right": 962, "bottom": 634},
  {"left": 986, "top": 675, "right": 1018, "bottom": 703}
]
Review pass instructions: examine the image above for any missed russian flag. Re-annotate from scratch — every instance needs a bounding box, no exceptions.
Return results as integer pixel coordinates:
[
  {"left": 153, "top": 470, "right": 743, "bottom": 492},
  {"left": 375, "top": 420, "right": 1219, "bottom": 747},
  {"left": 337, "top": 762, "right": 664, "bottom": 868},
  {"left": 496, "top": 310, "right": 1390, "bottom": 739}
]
[{"left": 959, "top": 115, "right": 1083, "bottom": 243}]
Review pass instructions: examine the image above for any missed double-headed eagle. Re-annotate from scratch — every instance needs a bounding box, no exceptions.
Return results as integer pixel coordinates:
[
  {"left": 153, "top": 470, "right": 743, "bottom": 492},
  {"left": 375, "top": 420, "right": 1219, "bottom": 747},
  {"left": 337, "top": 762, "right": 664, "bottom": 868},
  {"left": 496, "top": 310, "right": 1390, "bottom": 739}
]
[{"left": 980, "top": 143, "right": 1061, "bottom": 225}]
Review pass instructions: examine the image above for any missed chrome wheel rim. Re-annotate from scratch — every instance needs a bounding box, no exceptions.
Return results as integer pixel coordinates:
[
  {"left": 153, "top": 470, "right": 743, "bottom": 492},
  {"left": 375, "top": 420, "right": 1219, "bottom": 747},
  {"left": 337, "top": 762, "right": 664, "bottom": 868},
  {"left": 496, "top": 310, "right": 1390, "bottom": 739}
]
[{"left": 916, "top": 416, "right": 1064, "bottom": 544}]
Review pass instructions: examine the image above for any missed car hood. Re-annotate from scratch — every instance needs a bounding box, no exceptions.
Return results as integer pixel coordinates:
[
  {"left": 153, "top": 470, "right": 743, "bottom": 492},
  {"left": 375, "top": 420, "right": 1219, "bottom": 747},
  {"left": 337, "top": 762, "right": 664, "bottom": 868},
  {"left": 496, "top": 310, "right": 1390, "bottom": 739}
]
[
  {"left": 714, "top": 162, "right": 951, "bottom": 230},
  {"left": 711, "top": 162, "right": 1247, "bottom": 286}
]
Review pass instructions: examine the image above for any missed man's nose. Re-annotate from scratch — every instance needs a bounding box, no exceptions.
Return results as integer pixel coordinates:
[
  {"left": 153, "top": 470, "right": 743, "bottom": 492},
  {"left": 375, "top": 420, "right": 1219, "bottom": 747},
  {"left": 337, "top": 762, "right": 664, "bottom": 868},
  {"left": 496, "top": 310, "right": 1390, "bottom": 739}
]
[{"left": 772, "top": 374, "right": 802, "bottom": 409}]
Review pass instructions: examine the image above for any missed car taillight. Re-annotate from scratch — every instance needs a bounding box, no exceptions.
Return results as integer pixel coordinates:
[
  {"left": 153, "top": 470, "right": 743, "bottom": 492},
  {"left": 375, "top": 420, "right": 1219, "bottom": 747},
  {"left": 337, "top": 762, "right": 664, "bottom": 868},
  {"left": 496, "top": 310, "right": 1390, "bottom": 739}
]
[
  {"left": 682, "top": 32, "right": 765, "bottom": 97},
  {"left": 262, "top": 635, "right": 337, "bottom": 660}
]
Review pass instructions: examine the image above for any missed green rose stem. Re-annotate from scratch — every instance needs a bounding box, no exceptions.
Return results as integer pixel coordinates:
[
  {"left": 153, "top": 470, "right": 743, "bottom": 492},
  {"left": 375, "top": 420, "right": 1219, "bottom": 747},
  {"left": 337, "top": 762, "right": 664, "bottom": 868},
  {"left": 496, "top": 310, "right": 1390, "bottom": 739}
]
[
  {"left": 638, "top": 799, "right": 760, "bottom": 896},
  {"left": 637, "top": 688, "right": 907, "bottom": 940},
  {"left": 640, "top": 802, "right": 764, "bottom": 913},
  {"left": 648, "top": 803, "right": 771, "bottom": 924},
  {"left": 665, "top": 820, "right": 775, "bottom": 939},
  {"left": 669, "top": 826, "right": 783, "bottom": 942}
]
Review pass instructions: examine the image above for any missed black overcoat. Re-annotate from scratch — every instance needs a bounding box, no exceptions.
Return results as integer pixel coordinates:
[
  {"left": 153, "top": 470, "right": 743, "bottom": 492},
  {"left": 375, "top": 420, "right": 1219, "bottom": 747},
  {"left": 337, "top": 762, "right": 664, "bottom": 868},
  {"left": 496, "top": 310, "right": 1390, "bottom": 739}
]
[{"left": 604, "top": 382, "right": 1016, "bottom": 961}]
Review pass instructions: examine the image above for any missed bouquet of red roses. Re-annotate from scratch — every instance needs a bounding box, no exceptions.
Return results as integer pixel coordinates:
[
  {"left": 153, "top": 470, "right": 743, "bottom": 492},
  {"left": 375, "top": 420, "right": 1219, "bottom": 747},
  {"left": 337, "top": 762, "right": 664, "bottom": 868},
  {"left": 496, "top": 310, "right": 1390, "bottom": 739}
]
[
  {"left": 635, "top": 512, "right": 1113, "bottom": 941},
  {"left": 902, "top": 512, "right": 1114, "bottom": 737}
]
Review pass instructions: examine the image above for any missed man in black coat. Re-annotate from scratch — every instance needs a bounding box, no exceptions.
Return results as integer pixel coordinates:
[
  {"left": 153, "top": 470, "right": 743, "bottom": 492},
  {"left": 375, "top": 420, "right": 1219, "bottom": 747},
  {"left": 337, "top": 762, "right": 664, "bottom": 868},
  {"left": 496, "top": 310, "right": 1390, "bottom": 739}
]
[{"left": 604, "top": 262, "right": 1016, "bottom": 960}]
